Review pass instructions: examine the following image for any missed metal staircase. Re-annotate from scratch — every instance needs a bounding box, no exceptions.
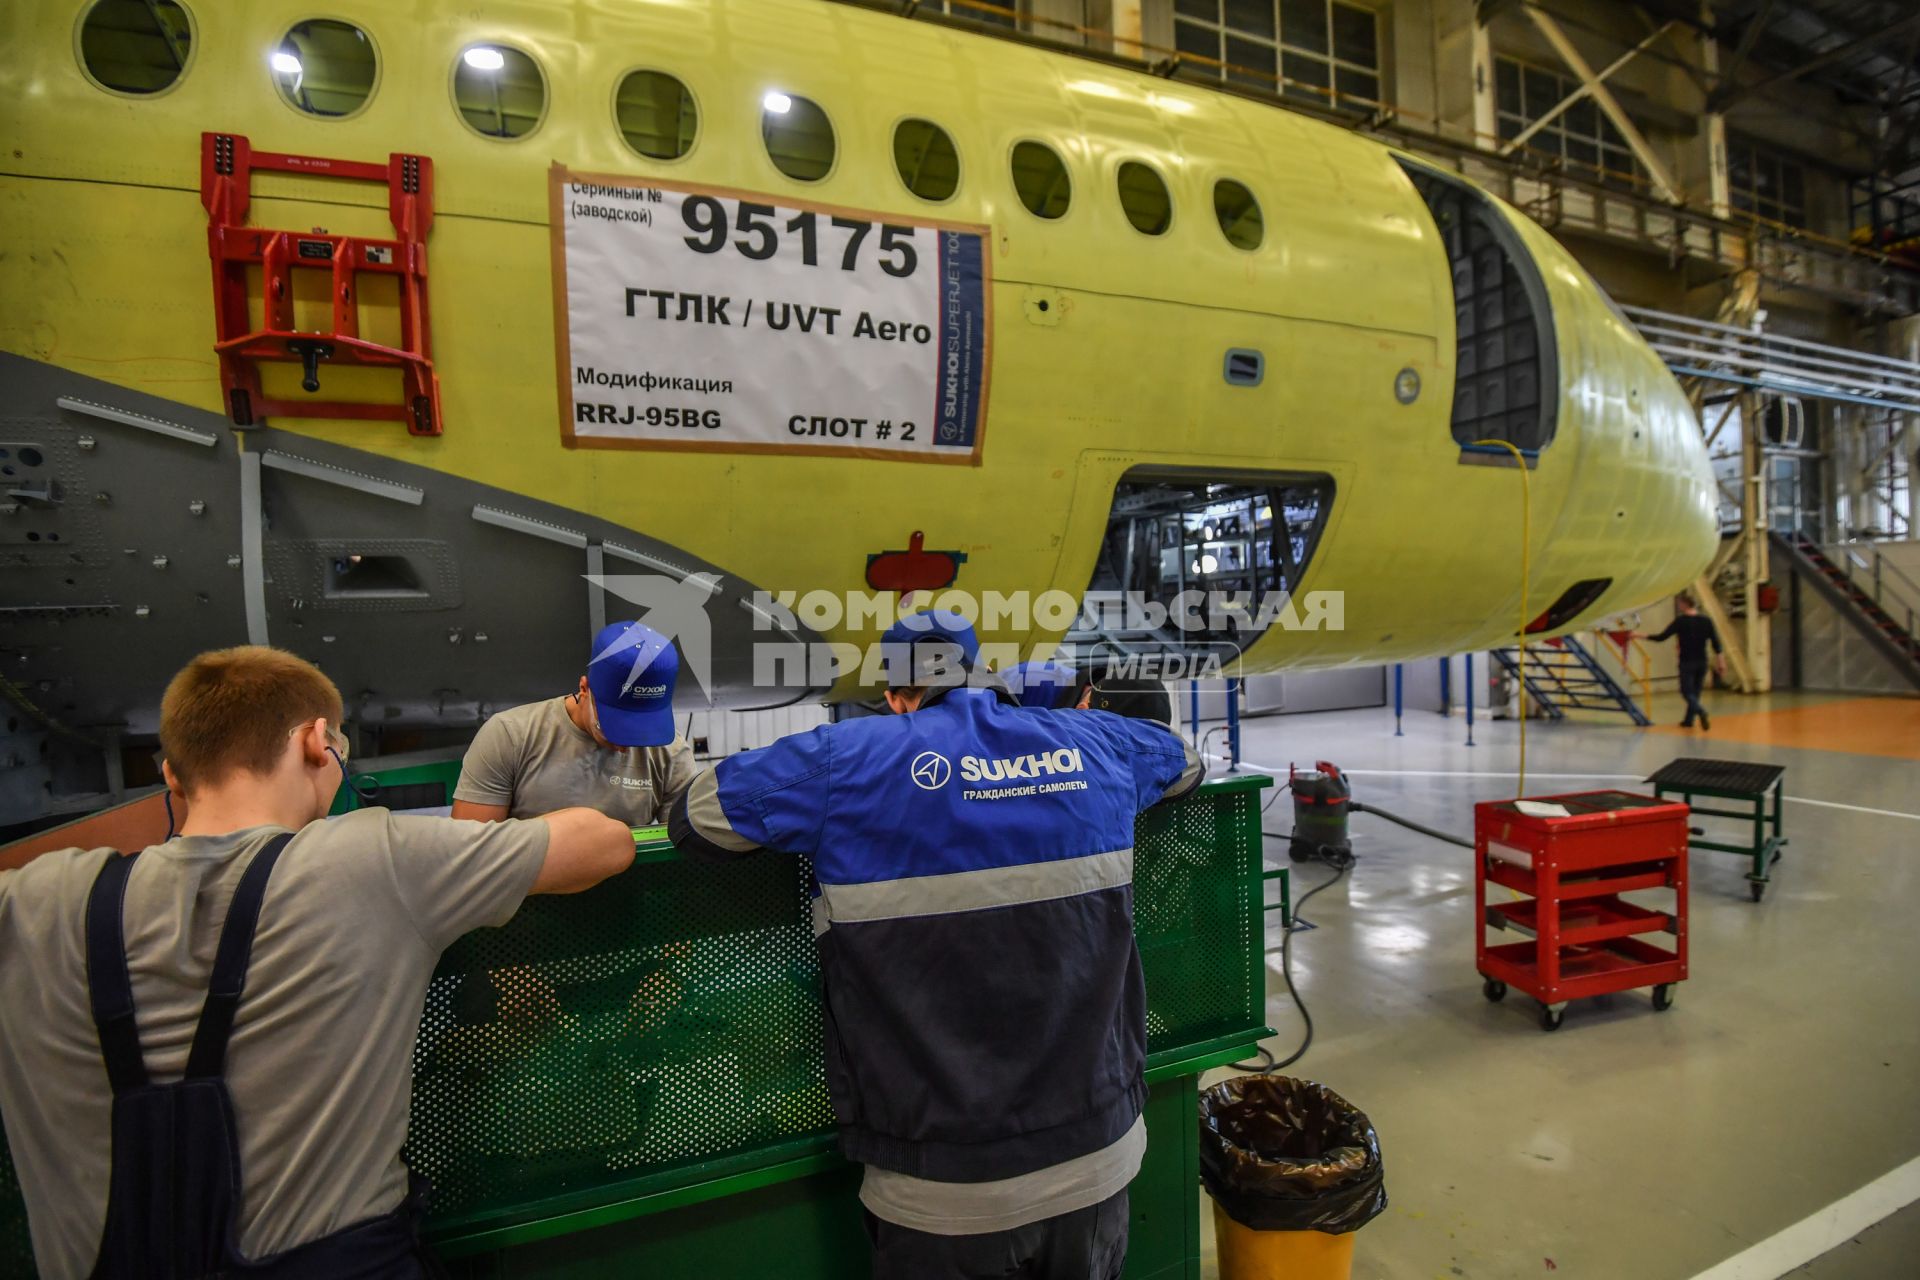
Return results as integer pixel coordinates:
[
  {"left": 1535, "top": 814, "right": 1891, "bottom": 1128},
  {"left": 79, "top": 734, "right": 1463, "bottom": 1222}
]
[
  {"left": 1490, "top": 635, "right": 1653, "bottom": 725},
  {"left": 1772, "top": 534, "right": 1920, "bottom": 691}
]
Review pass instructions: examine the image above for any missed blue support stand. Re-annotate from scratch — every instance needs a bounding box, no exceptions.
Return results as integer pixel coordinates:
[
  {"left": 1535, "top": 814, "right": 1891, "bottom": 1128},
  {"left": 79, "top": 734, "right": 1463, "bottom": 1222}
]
[
  {"left": 1226, "top": 678, "right": 1242, "bottom": 771},
  {"left": 1464, "top": 652, "right": 1476, "bottom": 747},
  {"left": 1439, "top": 656, "right": 1452, "bottom": 717},
  {"left": 1189, "top": 680, "right": 1201, "bottom": 751},
  {"left": 1393, "top": 663, "right": 1404, "bottom": 736}
]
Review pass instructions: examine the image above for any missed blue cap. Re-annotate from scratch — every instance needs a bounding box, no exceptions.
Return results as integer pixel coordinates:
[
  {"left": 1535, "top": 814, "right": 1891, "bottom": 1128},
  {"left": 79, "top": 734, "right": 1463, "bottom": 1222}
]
[
  {"left": 878, "top": 609, "right": 978, "bottom": 688},
  {"left": 585, "top": 621, "right": 679, "bottom": 747},
  {"left": 1004, "top": 660, "right": 1077, "bottom": 709}
]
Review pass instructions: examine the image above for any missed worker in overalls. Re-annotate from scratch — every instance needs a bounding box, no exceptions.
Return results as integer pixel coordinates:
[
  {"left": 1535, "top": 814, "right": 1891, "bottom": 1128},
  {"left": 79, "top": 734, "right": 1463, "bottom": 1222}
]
[
  {"left": 669, "top": 611, "right": 1204, "bottom": 1280},
  {"left": 0, "top": 646, "right": 636, "bottom": 1279},
  {"left": 451, "top": 620, "right": 699, "bottom": 827}
]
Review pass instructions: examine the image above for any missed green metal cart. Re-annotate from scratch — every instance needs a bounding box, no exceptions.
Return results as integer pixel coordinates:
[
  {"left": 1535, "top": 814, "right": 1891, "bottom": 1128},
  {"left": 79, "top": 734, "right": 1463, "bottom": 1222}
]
[
  {"left": 1647, "top": 757, "right": 1787, "bottom": 902},
  {"left": 1, "top": 768, "right": 1277, "bottom": 1280}
]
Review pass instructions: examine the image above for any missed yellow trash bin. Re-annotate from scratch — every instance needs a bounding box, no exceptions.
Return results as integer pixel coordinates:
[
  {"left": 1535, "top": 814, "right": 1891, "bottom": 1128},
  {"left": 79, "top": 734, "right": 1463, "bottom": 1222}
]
[
  {"left": 1213, "top": 1201, "right": 1357, "bottom": 1280},
  {"left": 1199, "top": 1076, "right": 1385, "bottom": 1280}
]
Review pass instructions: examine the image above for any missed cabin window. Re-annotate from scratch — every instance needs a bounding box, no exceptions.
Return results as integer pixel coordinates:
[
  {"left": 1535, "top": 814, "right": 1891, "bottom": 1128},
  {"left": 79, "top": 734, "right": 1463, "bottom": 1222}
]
[
  {"left": 894, "top": 119, "right": 960, "bottom": 202},
  {"left": 271, "top": 20, "right": 376, "bottom": 118},
  {"left": 1213, "top": 178, "right": 1263, "bottom": 249},
  {"left": 1396, "top": 159, "right": 1559, "bottom": 455},
  {"left": 615, "top": 70, "right": 697, "bottom": 160},
  {"left": 761, "top": 92, "right": 834, "bottom": 181},
  {"left": 1075, "top": 471, "right": 1336, "bottom": 663},
  {"left": 453, "top": 44, "right": 545, "bottom": 140},
  {"left": 1117, "top": 162, "right": 1172, "bottom": 235},
  {"left": 1011, "top": 141, "right": 1071, "bottom": 219},
  {"left": 78, "top": 0, "right": 193, "bottom": 95}
]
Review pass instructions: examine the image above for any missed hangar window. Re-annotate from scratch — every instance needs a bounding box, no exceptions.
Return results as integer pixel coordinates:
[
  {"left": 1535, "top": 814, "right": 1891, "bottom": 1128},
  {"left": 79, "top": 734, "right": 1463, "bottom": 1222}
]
[
  {"left": 1174, "top": 0, "right": 1380, "bottom": 110},
  {"left": 894, "top": 119, "right": 960, "bottom": 202},
  {"left": 1496, "top": 57, "right": 1641, "bottom": 190},
  {"left": 78, "top": 0, "right": 193, "bottom": 95},
  {"left": 1011, "top": 141, "right": 1071, "bottom": 219},
  {"left": 1396, "top": 159, "right": 1559, "bottom": 455},
  {"left": 453, "top": 44, "right": 545, "bottom": 140},
  {"left": 1728, "top": 138, "right": 1807, "bottom": 229},
  {"left": 1074, "top": 470, "right": 1336, "bottom": 662},
  {"left": 272, "top": 20, "right": 376, "bottom": 118},
  {"left": 616, "top": 70, "right": 697, "bottom": 160},
  {"left": 1214, "top": 178, "right": 1263, "bottom": 249},
  {"left": 762, "top": 92, "right": 835, "bottom": 181},
  {"left": 1118, "top": 162, "right": 1172, "bottom": 235}
]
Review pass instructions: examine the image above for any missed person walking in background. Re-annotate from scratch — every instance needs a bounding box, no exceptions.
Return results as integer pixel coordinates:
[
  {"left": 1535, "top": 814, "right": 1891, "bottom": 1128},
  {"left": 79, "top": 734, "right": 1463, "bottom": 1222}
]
[{"left": 1636, "top": 594, "right": 1727, "bottom": 729}]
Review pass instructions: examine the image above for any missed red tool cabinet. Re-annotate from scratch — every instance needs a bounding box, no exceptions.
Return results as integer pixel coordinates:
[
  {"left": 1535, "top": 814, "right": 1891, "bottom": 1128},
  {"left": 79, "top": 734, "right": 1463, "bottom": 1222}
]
[{"left": 1474, "top": 791, "right": 1689, "bottom": 1031}]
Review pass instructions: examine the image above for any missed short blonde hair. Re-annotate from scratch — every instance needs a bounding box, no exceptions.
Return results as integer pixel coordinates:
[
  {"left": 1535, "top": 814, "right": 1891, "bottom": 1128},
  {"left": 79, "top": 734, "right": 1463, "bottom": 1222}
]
[{"left": 159, "top": 646, "right": 344, "bottom": 793}]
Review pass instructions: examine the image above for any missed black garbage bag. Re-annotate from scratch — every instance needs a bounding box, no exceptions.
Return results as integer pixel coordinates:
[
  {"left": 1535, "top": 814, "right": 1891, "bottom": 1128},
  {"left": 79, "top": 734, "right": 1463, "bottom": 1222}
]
[{"left": 1198, "top": 1075, "right": 1386, "bottom": 1234}]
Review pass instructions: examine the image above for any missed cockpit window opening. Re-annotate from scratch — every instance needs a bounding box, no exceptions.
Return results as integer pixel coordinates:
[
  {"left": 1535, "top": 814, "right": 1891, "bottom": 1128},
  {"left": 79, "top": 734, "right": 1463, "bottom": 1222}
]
[
  {"left": 894, "top": 119, "right": 961, "bottom": 202},
  {"left": 272, "top": 19, "right": 377, "bottom": 119},
  {"left": 77, "top": 0, "right": 194, "bottom": 96},
  {"left": 1395, "top": 158, "right": 1560, "bottom": 455},
  {"left": 1117, "top": 162, "right": 1172, "bottom": 236},
  {"left": 762, "top": 93, "right": 836, "bottom": 182},
  {"left": 1011, "top": 140, "right": 1072, "bottom": 219},
  {"left": 452, "top": 44, "right": 546, "bottom": 140},
  {"left": 1213, "top": 179, "right": 1264, "bottom": 249},
  {"left": 615, "top": 70, "right": 698, "bottom": 160}
]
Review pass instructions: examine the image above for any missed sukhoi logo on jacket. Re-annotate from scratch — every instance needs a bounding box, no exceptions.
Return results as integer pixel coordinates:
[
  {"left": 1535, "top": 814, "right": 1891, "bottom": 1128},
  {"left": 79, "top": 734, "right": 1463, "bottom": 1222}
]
[{"left": 958, "top": 747, "right": 1084, "bottom": 783}]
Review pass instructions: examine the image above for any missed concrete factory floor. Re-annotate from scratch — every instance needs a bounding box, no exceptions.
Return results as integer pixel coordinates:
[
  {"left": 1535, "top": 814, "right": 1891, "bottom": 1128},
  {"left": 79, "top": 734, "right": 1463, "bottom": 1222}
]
[{"left": 1192, "top": 690, "right": 1920, "bottom": 1280}]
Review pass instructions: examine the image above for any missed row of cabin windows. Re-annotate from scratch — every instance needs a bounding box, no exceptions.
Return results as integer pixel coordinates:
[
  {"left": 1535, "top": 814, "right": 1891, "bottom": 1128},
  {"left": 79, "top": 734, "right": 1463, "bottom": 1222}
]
[{"left": 74, "top": 0, "right": 1272, "bottom": 250}]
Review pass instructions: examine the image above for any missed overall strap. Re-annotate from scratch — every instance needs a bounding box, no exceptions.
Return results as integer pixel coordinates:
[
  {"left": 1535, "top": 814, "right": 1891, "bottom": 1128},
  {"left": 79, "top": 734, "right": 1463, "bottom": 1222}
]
[
  {"left": 85, "top": 852, "right": 147, "bottom": 1096},
  {"left": 184, "top": 832, "right": 295, "bottom": 1080}
]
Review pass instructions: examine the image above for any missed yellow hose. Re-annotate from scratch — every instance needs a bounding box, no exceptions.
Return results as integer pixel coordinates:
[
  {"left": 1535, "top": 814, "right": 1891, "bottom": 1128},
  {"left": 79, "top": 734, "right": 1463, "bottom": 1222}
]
[{"left": 1472, "top": 439, "right": 1532, "bottom": 797}]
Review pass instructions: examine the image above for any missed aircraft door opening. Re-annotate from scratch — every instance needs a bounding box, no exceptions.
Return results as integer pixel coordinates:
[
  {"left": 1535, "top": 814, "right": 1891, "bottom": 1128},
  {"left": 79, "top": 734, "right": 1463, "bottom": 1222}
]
[
  {"left": 1396, "top": 159, "right": 1559, "bottom": 457},
  {"left": 1070, "top": 470, "right": 1335, "bottom": 670}
]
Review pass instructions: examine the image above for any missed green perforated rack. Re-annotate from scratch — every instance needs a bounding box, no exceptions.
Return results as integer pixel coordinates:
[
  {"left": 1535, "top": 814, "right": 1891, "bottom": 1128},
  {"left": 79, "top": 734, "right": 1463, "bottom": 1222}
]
[{"left": 0, "top": 768, "right": 1274, "bottom": 1280}]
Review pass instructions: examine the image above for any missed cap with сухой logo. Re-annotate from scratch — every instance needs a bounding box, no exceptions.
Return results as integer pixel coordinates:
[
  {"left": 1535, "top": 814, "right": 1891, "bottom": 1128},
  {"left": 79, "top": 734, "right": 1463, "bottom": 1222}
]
[{"left": 586, "top": 620, "right": 680, "bottom": 747}]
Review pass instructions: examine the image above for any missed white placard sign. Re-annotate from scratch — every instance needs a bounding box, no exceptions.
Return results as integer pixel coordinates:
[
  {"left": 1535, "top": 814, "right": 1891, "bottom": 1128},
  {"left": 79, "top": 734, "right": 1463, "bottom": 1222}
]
[{"left": 551, "top": 167, "right": 991, "bottom": 464}]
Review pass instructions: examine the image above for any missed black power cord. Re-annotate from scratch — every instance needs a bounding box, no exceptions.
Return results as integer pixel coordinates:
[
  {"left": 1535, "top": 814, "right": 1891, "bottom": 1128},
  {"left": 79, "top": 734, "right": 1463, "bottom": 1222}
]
[
  {"left": 1230, "top": 798, "right": 1472, "bottom": 1076},
  {"left": 1230, "top": 845, "right": 1349, "bottom": 1075}
]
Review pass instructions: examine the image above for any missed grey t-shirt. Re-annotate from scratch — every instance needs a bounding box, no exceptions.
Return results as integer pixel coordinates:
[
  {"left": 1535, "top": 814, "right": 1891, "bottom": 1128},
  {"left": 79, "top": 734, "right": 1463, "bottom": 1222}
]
[
  {"left": 453, "top": 696, "right": 699, "bottom": 826},
  {"left": 0, "top": 809, "right": 548, "bottom": 1279}
]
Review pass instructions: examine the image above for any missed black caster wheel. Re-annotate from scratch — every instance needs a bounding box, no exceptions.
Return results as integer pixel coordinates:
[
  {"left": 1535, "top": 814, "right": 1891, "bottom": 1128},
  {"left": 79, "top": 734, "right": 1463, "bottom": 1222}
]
[
  {"left": 1482, "top": 978, "right": 1507, "bottom": 1003},
  {"left": 1539, "top": 1005, "right": 1564, "bottom": 1032},
  {"left": 1652, "top": 984, "right": 1675, "bottom": 1012},
  {"left": 1749, "top": 881, "right": 1767, "bottom": 902}
]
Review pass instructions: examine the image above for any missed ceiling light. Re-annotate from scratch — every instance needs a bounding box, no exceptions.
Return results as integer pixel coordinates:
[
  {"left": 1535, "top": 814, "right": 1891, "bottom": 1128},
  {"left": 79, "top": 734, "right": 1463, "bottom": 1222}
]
[
  {"left": 270, "top": 51, "right": 302, "bottom": 76},
  {"left": 763, "top": 90, "right": 792, "bottom": 114},
  {"left": 463, "top": 46, "right": 506, "bottom": 72}
]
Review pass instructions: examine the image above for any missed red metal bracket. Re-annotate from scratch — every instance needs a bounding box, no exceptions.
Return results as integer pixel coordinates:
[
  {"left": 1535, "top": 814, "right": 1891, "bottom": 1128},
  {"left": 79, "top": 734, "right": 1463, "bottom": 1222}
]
[{"left": 200, "top": 131, "right": 442, "bottom": 436}]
